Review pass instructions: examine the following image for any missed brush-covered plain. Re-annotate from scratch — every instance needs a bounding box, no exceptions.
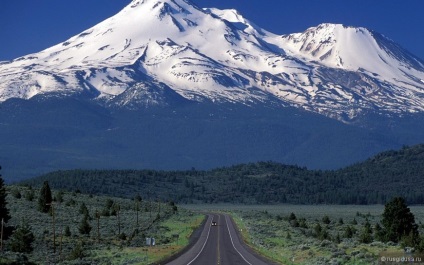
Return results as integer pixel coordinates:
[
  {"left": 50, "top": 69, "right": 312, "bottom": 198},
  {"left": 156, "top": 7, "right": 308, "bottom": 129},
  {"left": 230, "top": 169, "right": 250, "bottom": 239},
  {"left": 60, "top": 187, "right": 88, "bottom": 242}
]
[
  {"left": 184, "top": 204, "right": 424, "bottom": 265},
  {"left": 2, "top": 185, "right": 204, "bottom": 265}
]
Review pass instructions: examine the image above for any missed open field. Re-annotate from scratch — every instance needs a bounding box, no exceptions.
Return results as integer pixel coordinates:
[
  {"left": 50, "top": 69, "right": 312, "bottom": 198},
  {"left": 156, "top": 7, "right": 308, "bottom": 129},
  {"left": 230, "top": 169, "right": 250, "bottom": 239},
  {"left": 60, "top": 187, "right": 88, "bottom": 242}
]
[{"left": 184, "top": 204, "right": 424, "bottom": 265}]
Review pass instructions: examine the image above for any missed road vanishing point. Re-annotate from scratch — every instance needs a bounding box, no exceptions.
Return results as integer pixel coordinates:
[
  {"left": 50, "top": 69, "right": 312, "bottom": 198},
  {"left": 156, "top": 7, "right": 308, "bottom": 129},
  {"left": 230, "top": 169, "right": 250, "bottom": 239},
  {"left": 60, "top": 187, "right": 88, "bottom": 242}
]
[{"left": 166, "top": 213, "right": 277, "bottom": 265}]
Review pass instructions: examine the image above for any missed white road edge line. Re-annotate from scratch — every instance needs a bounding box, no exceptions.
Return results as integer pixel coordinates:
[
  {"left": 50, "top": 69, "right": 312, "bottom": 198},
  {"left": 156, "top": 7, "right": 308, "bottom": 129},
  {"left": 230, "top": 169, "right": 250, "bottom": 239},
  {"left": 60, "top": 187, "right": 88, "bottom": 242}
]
[
  {"left": 187, "top": 215, "right": 213, "bottom": 265},
  {"left": 224, "top": 214, "right": 253, "bottom": 265}
]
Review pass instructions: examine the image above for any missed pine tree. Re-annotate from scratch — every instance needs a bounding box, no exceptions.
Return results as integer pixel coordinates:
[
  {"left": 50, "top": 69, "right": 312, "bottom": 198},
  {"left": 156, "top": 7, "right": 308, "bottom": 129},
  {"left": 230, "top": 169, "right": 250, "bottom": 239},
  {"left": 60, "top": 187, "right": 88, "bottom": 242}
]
[
  {"left": 374, "top": 223, "right": 385, "bottom": 241},
  {"left": 343, "top": 225, "right": 354, "bottom": 238},
  {"left": 288, "top": 212, "right": 297, "bottom": 221},
  {"left": 359, "top": 219, "right": 373, "bottom": 243},
  {"left": 69, "top": 241, "right": 85, "bottom": 260},
  {"left": 79, "top": 214, "right": 92, "bottom": 235},
  {"left": 9, "top": 220, "right": 35, "bottom": 253},
  {"left": 382, "top": 197, "right": 419, "bottom": 243},
  {"left": 38, "top": 181, "right": 52, "bottom": 213},
  {"left": 322, "top": 215, "right": 331, "bottom": 224},
  {"left": 79, "top": 202, "right": 89, "bottom": 216},
  {"left": 314, "top": 223, "right": 322, "bottom": 238},
  {"left": 0, "top": 166, "right": 11, "bottom": 224},
  {"left": 64, "top": 226, "right": 71, "bottom": 237}
]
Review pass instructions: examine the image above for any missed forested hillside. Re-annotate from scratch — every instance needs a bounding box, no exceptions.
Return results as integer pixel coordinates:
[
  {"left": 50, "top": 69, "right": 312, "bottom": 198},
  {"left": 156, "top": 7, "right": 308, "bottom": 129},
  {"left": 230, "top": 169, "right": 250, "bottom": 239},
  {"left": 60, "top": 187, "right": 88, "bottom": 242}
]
[{"left": 20, "top": 144, "right": 424, "bottom": 204}]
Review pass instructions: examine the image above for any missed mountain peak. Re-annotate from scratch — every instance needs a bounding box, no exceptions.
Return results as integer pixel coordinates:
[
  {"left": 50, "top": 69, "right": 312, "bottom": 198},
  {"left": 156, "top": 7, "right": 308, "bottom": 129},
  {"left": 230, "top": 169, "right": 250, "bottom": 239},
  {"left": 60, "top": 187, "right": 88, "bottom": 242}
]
[
  {"left": 1, "top": 3, "right": 424, "bottom": 121},
  {"left": 126, "top": 0, "right": 197, "bottom": 11},
  {"left": 280, "top": 23, "right": 392, "bottom": 70}
]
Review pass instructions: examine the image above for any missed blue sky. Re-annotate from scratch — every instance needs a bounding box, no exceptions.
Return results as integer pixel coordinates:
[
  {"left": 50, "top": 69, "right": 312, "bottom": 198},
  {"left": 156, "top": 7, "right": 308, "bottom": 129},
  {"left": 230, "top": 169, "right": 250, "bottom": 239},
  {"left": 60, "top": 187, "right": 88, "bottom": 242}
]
[{"left": 1, "top": 0, "right": 423, "bottom": 61}]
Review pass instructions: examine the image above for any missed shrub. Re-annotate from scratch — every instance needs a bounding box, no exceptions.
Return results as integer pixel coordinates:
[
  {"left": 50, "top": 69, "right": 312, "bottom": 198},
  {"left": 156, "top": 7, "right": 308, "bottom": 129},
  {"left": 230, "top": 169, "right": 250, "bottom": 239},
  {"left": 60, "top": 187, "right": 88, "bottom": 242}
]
[
  {"left": 9, "top": 221, "right": 35, "bottom": 253},
  {"left": 288, "top": 212, "right": 297, "bottom": 221},
  {"left": 299, "top": 218, "right": 308, "bottom": 229},
  {"left": 64, "top": 226, "right": 71, "bottom": 237},
  {"left": 24, "top": 190, "right": 35, "bottom": 202},
  {"left": 359, "top": 220, "right": 373, "bottom": 243},
  {"left": 11, "top": 189, "right": 22, "bottom": 199},
  {"left": 290, "top": 219, "right": 299, "bottom": 227},
  {"left": 343, "top": 226, "right": 354, "bottom": 238},
  {"left": 69, "top": 241, "right": 85, "bottom": 260},
  {"left": 118, "top": 232, "right": 127, "bottom": 240},
  {"left": 54, "top": 191, "right": 64, "bottom": 203},
  {"left": 374, "top": 223, "right": 385, "bottom": 241},
  {"left": 322, "top": 215, "right": 331, "bottom": 224},
  {"left": 79, "top": 202, "right": 89, "bottom": 216}
]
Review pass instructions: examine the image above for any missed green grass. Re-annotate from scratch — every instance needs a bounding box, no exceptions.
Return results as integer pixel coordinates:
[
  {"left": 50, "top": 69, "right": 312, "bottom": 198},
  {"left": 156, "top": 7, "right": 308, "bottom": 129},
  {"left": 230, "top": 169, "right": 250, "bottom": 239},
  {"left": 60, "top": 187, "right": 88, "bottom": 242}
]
[{"left": 160, "top": 213, "right": 204, "bottom": 246}]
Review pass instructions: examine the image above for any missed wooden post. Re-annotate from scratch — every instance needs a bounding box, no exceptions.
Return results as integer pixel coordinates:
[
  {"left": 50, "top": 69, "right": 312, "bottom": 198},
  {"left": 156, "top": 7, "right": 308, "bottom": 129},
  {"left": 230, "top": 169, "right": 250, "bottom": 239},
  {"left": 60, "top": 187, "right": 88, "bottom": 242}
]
[
  {"left": 47, "top": 202, "right": 56, "bottom": 253},
  {"left": 136, "top": 201, "right": 139, "bottom": 227},
  {"left": 59, "top": 227, "right": 63, "bottom": 262},
  {"left": 148, "top": 191, "right": 152, "bottom": 220},
  {"left": 96, "top": 209, "right": 100, "bottom": 242},
  {"left": 114, "top": 203, "right": 121, "bottom": 235},
  {"left": 149, "top": 200, "right": 152, "bottom": 219}
]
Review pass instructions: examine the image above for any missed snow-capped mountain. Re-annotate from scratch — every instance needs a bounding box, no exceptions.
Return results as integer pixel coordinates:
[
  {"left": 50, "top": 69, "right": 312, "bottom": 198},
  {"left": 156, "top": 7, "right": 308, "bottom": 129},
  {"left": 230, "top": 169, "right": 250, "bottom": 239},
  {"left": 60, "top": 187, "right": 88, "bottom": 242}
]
[
  {"left": 1, "top": 0, "right": 424, "bottom": 122},
  {"left": 4, "top": 0, "right": 424, "bottom": 181}
]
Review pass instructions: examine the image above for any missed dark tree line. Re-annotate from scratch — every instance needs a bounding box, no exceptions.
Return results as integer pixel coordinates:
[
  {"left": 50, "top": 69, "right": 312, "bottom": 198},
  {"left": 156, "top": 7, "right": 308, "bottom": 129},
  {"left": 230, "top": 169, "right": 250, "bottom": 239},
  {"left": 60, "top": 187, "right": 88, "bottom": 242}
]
[{"left": 20, "top": 144, "right": 424, "bottom": 205}]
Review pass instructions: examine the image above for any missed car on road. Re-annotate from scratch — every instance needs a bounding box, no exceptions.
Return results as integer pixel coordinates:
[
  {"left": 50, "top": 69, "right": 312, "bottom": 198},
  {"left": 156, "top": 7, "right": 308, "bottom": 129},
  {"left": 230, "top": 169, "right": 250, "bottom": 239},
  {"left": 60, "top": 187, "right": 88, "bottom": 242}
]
[{"left": 211, "top": 221, "right": 217, "bottom": 226}]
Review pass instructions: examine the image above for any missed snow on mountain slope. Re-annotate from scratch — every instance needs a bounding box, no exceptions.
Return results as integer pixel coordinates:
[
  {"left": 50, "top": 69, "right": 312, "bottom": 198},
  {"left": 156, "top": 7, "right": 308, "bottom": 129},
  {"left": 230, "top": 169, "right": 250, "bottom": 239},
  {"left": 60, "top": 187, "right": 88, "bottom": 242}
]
[
  {"left": 275, "top": 23, "right": 424, "bottom": 118},
  {"left": 279, "top": 23, "right": 424, "bottom": 79},
  {"left": 1, "top": 0, "right": 424, "bottom": 121}
]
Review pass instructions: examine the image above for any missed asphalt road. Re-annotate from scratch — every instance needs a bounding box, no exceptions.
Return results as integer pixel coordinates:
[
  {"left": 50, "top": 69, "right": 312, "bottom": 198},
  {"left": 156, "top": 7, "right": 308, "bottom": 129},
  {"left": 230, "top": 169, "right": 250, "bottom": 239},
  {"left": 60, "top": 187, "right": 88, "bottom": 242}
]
[{"left": 166, "top": 213, "right": 275, "bottom": 265}]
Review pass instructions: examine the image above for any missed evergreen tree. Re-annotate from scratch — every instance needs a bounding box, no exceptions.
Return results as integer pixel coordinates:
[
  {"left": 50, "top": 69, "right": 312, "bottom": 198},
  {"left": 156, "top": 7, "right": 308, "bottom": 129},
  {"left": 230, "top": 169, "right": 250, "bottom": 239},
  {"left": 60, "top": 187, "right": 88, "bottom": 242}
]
[
  {"left": 322, "top": 215, "right": 331, "bottom": 224},
  {"left": 382, "top": 197, "right": 419, "bottom": 243},
  {"left": 54, "top": 191, "right": 64, "bottom": 203},
  {"left": 359, "top": 219, "right": 373, "bottom": 243},
  {"left": 38, "top": 181, "right": 52, "bottom": 213},
  {"left": 374, "top": 223, "right": 385, "bottom": 241},
  {"left": 134, "top": 194, "right": 142, "bottom": 202},
  {"left": 334, "top": 232, "right": 341, "bottom": 243},
  {"left": 314, "top": 223, "right": 322, "bottom": 238},
  {"left": 78, "top": 214, "right": 92, "bottom": 235},
  {"left": 24, "top": 188, "right": 35, "bottom": 202},
  {"left": 299, "top": 218, "right": 308, "bottom": 229},
  {"left": 0, "top": 166, "right": 11, "bottom": 224},
  {"left": 9, "top": 220, "right": 35, "bottom": 253},
  {"left": 64, "top": 226, "right": 71, "bottom": 237},
  {"left": 288, "top": 212, "right": 297, "bottom": 221},
  {"left": 79, "top": 202, "right": 89, "bottom": 216},
  {"left": 343, "top": 225, "right": 354, "bottom": 238},
  {"left": 69, "top": 241, "right": 86, "bottom": 260}
]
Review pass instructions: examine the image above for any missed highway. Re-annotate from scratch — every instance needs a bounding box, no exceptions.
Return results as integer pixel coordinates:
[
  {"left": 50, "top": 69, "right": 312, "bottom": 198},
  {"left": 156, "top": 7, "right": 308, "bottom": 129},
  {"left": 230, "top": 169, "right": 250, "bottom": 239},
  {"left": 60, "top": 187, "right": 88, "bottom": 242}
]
[{"left": 166, "top": 213, "right": 276, "bottom": 265}]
